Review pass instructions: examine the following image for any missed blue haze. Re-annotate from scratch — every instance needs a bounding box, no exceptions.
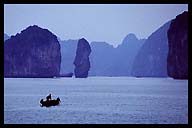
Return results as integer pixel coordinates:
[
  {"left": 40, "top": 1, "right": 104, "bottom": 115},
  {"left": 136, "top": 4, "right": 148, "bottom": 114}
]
[
  {"left": 4, "top": 4, "right": 188, "bottom": 47},
  {"left": 4, "top": 33, "right": 10, "bottom": 41},
  {"left": 59, "top": 39, "right": 78, "bottom": 74}
]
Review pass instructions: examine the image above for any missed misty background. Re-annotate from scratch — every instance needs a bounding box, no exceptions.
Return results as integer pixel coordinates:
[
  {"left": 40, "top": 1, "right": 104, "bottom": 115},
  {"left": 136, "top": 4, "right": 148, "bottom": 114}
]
[{"left": 4, "top": 4, "right": 188, "bottom": 47}]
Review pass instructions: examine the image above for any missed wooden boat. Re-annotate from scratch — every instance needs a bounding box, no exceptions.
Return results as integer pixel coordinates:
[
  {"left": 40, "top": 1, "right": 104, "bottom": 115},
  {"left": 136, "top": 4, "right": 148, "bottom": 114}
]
[{"left": 40, "top": 97, "right": 61, "bottom": 107}]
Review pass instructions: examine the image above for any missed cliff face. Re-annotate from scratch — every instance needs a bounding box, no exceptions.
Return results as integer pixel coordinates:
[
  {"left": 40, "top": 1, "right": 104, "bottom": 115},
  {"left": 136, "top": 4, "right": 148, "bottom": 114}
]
[
  {"left": 115, "top": 34, "right": 145, "bottom": 76},
  {"left": 167, "top": 11, "right": 188, "bottom": 79},
  {"left": 73, "top": 38, "right": 91, "bottom": 78},
  {"left": 89, "top": 41, "right": 116, "bottom": 76},
  {"left": 131, "top": 21, "right": 171, "bottom": 77},
  {"left": 4, "top": 25, "right": 61, "bottom": 77},
  {"left": 89, "top": 34, "right": 145, "bottom": 76}
]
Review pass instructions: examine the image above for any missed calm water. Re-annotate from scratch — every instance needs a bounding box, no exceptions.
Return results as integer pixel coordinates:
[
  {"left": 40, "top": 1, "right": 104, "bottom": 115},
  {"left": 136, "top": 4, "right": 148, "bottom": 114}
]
[{"left": 4, "top": 77, "right": 188, "bottom": 124}]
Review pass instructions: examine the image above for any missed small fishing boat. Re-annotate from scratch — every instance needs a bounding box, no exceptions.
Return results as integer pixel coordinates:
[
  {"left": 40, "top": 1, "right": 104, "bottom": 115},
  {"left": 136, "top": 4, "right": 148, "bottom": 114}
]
[{"left": 40, "top": 97, "right": 61, "bottom": 107}]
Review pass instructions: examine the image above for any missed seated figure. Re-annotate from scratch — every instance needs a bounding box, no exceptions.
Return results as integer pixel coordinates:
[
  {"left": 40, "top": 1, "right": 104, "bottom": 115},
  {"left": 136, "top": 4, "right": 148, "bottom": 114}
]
[{"left": 46, "top": 94, "right": 51, "bottom": 101}]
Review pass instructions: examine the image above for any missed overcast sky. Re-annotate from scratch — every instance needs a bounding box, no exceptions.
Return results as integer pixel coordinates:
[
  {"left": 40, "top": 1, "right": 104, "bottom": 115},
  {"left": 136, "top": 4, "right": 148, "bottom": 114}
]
[{"left": 4, "top": 4, "right": 188, "bottom": 47}]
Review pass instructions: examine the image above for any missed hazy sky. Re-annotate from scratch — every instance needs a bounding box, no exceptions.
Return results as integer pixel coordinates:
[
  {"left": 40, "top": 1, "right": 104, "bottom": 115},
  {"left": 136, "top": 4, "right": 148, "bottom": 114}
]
[{"left": 4, "top": 4, "right": 188, "bottom": 47}]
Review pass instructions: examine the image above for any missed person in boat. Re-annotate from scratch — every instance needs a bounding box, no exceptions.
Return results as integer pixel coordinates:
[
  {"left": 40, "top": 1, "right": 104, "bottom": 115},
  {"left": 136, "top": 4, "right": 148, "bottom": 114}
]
[
  {"left": 40, "top": 97, "right": 61, "bottom": 107},
  {"left": 46, "top": 94, "right": 52, "bottom": 101}
]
